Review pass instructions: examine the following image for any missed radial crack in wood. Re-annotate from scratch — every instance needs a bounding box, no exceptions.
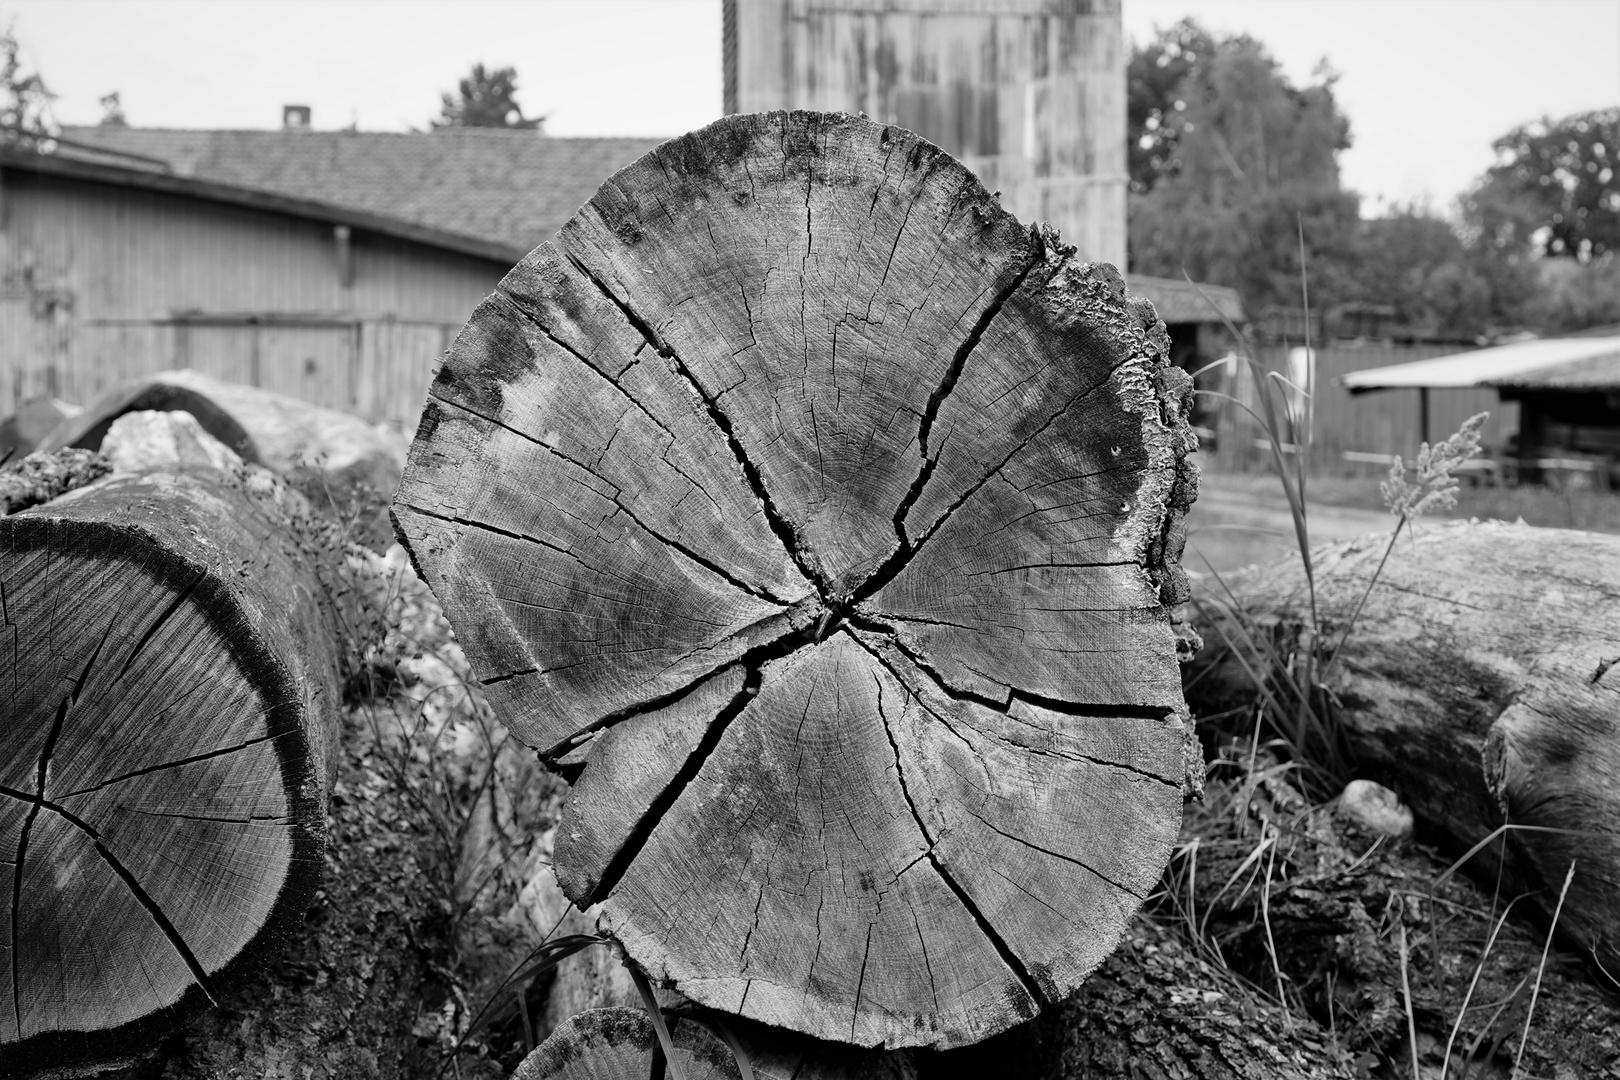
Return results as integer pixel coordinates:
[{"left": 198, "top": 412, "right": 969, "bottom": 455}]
[
  {"left": 0, "top": 472, "right": 342, "bottom": 1070},
  {"left": 558, "top": 114, "right": 1040, "bottom": 594},
  {"left": 596, "top": 633, "right": 1037, "bottom": 1047},
  {"left": 394, "top": 110, "right": 1198, "bottom": 1050},
  {"left": 850, "top": 630, "right": 1183, "bottom": 1003}
]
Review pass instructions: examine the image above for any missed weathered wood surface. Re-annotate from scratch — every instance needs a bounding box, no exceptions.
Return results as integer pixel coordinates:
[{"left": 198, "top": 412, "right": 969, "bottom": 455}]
[
  {"left": 98, "top": 409, "right": 243, "bottom": 474},
  {"left": 514, "top": 918, "right": 1355, "bottom": 1080},
  {"left": 38, "top": 369, "right": 405, "bottom": 528},
  {"left": 1003, "top": 918, "right": 1353, "bottom": 1080},
  {"left": 513, "top": 1007, "right": 913, "bottom": 1080},
  {"left": 1187, "top": 520, "right": 1620, "bottom": 980},
  {"left": 396, "top": 111, "right": 1199, "bottom": 1049},
  {"left": 512, "top": 1009, "right": 742, "bottom": 1080},
  {"left": 0, "top": 471, "right": 344, "bottom": 1072}
]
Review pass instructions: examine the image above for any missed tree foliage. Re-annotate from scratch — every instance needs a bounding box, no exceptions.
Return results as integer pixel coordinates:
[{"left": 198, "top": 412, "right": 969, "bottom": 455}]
[
  {"left": 1523, "top": 254, "right": 1620, "bottom": 333},
  {"left": 97, "top": 91, "right": 127, "bottom": 128},
  {"left": 1127, "top": 24, "right": 1360, "bottom": 317},
  {"left": 1125, "top": 18, "right": 1213, "bottom": 194},
  {"left": 0, "top": 22, "right": 54, "bottom": 146},
  {"left": 1351, "top": 207, "right": 1497, "bottom": 338},
  {"left": 1462, "top": 108, "right": 1619, "bottom": 262},
  {"left": 434, "top": 63, "right": 545, "bottom": 131},
  {"left": 1125, "top": 23, "right": 1617, "bottom": 338}
]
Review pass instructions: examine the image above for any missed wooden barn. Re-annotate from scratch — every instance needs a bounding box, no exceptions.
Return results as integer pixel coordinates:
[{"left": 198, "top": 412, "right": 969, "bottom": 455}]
[{"left": 0, "top": 127, "right": 661, "bottom": 428}]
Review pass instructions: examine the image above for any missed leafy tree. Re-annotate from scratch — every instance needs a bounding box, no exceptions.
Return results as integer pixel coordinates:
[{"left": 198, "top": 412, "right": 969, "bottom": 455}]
[
  {"left": 434, "top": 63, "right": 545, "bottom": 131},
  {"left": 1351, "top": 207, "right": 1495, "bottom": 337},
  {"left": 0, "top": 22, "right": 54, "bottom": 146},
  {"left": 1125, "top": 19, "right": 1213, "bottom": 194},
  {"left": 1523, "top": 254, "right": 1620, "bottom": 333},
  {"left": 1127, "top": 24, "right": 1361, "bottom": 316},
  {"left": 1462, "top": 108, "right": 1619, "bottom": 262},
  {"left": 97, "top": 91, "right": 126, "bottom": 128}
]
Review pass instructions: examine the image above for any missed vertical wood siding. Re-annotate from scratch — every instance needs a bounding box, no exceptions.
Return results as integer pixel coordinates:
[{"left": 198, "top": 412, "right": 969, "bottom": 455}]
[
  {"left": 0, "top": 170, "right": 504, "bottom": 426},
  {"left": 730, "top": 0, "right": 1127, "bottom": 267},
  {"left": 1206, "top": 342, "right": 1518, "bottom": 474}
]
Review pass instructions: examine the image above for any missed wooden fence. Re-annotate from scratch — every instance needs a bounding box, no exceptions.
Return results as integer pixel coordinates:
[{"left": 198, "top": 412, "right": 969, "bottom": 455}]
[{"left": 1200, "top": 342, "right": 1516, "bottom": 475}]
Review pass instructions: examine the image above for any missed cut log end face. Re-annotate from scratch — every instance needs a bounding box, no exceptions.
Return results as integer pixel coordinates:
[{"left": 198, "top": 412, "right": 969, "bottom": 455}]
[
  {"left": 396, "top": 110, "right": 1197, "bottom": 1049},
  {"left": 0, "top": 517, "right": 317, "bottom": 1057}
]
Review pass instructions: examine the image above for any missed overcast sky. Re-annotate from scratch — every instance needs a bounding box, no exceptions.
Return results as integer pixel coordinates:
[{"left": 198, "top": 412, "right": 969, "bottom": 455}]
[{"left": 6, "top": 0, "right": 1617, "bottom": 216}]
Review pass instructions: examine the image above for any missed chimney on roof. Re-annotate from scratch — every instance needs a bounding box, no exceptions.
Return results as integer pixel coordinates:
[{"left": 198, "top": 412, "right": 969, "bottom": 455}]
[{"left": 283, "top": 105, "right": 312, "bottom": 131}]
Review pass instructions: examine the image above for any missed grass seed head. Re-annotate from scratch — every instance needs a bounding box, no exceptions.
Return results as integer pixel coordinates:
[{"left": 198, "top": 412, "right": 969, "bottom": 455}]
[{"left": 1380, "top": 412, "right": 1489, "bottom": 521}]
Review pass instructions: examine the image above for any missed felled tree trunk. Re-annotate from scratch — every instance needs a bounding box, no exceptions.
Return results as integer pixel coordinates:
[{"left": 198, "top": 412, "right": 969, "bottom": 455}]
[
  {"left": 395, "top": 110, "right": 1200, "bottom": 1051},
  {"left": 1186, "top": 520, "right": 1620, "bottom": 981},
  {"left": 0, "top": 471, "right": 344, "bottom": 1074},
  {"left": 37, "top": 369, "right": 405, "bottom": 543},
  {"left": 1009, "top": 918, "right": 1353, "bottom": 1080}
]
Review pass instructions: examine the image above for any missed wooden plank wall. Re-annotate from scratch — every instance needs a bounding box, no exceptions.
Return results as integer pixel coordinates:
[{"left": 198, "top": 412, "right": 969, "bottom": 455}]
[
  {"left": 727, "top": 0, "right": 1128, "bottom": 267},
  {"left": 1205, "top": 342, "right": 1518, "bottom": 475},
  {"left": 0, "top": 313, "right": 453, "bottom": 432},
  {"left": 0, "top": 169, "right": 499, "bottom": 429}
]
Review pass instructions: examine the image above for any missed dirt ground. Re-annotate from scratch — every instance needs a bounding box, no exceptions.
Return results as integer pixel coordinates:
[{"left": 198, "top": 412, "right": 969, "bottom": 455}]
[
  {"left": 1186, "top": 465, "right": 1620, "bottom": 575},
  {"left": 1185, "top": 473, "right": 1392, "bottom": 575}
]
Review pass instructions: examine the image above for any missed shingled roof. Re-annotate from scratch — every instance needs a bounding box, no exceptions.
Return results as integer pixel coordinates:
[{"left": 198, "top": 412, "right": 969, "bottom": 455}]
[
  {"left": 52, "top": 124, "right": 1244, "bottom": 326},
  {"left": 57, "top": 125, "right": 667, "bottom": 258}
]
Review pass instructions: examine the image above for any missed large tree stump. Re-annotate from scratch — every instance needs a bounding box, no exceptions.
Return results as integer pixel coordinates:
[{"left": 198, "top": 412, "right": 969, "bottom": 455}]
[
  {"left": 0, "top": 471, "right": 343, "bottom": 1072},
  {"left": 1186, "top": 520, "right": 1620, "bottom": 982},
  {"left": 394, "top": 111, "right": 1199, "bottom": 1050}
]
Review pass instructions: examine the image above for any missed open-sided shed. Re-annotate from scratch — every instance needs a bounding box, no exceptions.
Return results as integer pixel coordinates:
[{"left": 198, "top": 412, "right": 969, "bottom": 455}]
[{"left": 1340, "top": 333, "right": 1620, "bottom": 476}]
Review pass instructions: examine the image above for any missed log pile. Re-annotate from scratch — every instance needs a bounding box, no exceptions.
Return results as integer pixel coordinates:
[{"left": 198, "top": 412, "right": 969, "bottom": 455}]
[{"left": 394, "top": 109, "right": 1201, "bottom": 1054}]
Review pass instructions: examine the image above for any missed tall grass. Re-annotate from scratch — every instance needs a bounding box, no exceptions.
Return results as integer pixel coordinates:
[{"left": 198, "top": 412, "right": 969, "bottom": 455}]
[{"left": 1182, "top": 222, "right": 1487, "bottom": 794}]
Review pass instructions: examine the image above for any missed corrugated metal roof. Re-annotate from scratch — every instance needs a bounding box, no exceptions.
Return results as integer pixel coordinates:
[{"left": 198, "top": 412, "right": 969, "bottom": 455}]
[
  {"left": 1340, "top": 336, "right": 1620, "bottom": 394},
  {"left": 1484, "top": 347, "right": 1620, "bottom": 389},
  {"left": 55, "top": 125, "right": 668, "bottom": 257},
  {"left": 1127, "top": 274, "right": 1245, "bottom": 326}
]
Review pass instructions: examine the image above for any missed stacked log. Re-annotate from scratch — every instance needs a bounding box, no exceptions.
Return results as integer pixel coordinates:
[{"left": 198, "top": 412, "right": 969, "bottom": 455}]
[{"left": 0, "top": 470, "right": 344, "bottom": 1073}]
